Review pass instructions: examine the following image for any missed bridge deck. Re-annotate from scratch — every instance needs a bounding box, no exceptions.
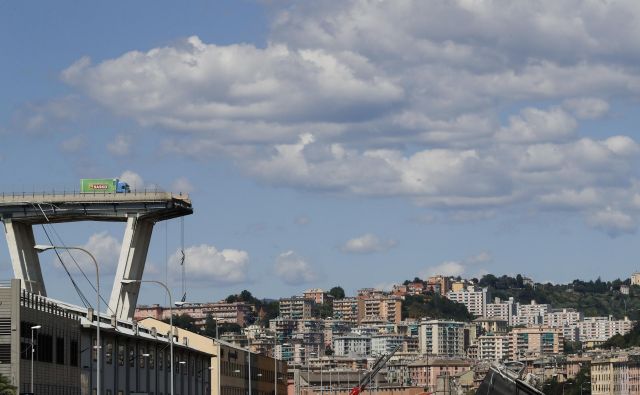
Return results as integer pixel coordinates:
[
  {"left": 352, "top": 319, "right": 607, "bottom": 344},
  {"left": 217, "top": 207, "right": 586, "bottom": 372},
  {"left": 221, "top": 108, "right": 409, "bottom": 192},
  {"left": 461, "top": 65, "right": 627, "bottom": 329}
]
[{"left": 0, "top": 191, "right": 192, "bottom": 224}]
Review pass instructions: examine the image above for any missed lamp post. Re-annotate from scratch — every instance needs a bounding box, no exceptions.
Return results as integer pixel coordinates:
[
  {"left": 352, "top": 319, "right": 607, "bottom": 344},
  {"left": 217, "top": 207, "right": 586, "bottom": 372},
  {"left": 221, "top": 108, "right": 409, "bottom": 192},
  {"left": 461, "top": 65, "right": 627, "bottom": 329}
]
[
  {"left": 34, "top": 245, "right": 100, "bottom": 395},
  {"left": 30, "top": 325, "right": 41, "bottom": 394},
  {"left": 121, "top": 279, "right": 175, "bottom": 395}
]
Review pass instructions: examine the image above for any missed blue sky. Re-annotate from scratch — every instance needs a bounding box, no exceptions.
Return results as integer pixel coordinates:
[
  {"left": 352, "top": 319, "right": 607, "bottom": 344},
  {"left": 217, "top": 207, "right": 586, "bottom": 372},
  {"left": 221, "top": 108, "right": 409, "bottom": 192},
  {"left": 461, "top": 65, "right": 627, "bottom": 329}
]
[{"left": 3, "top": 0, "right": 640, "bottom": 307}]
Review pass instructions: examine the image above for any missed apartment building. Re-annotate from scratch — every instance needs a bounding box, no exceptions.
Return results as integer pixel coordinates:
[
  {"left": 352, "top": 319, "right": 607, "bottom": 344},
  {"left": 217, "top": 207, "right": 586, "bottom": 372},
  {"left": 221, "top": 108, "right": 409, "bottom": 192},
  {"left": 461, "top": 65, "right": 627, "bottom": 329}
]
[
  {"left": 514, "top": 300, "right": 550, "bottom": 326},
  {"left": 135, "top": 301, "right": 254, "bottom": 327},
  {"left": 408, "top": 358, "right": 472, "bottom": 390},
  {"left": 426, "top": 275, "right": 450, "bottom": 295},
  {"left": 370, "top": 334, "right": 405, "bottom": 356},
  {"left": 544, "top": 308, "right": 583, "bottom": 328},
  {"left": 631, "top": 272, "right": 640, "bottom": 286},
  {"left": 303, "top": 288, "right": 331, "bottom": 305},
  {"left": 477, "top": 334, "right": 510, "bottom": 361},
  {"left": 577, "top": 316, "right": 634, "bottom": 341},
  {"left": 332, "top": 298, "right": 359, "bottom": 323},
  {"left": 474, "top": 317, "right": 508, "bottom": 334},
  {"left": 509, "top": 326, "right": 563, "bottom": 359},
  {"left": 279, "top": 296, "right": 314, "bottom": 320},
  {"left": 419, "top": 319, "right": 466, "bottom": 357},
  {"left": 485, "top": 297, "right": 517, "bottom": 326},
  {"left": 591, "top": 353, "right": 640, "bottom": 395},
  {"left": 357, "top": 295, "right": 402, "bottom": 324},
  {"left": 333, "top": 334, "right": 371, "bottom": 357},
  {"left": 446, "top": 286, "right": 489, "bottom": 317}
]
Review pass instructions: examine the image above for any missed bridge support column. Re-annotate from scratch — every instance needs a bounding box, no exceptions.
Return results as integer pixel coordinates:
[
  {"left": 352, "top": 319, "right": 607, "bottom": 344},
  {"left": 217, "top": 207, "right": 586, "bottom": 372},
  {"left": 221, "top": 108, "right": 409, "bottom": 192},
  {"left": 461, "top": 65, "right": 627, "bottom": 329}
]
[
  {"left": 3, "top": 220, "right": 47, "bottom": 295},
  {"left": 108, "top": 215, "right": 154, "bottom": 320}
]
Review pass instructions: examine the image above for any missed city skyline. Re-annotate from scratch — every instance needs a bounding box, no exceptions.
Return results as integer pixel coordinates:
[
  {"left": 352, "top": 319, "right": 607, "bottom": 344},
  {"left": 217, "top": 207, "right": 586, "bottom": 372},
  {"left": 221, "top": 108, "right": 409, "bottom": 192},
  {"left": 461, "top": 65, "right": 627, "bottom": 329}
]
[{"left": 3, "top": 1, "right": 640, "bottom": 307}]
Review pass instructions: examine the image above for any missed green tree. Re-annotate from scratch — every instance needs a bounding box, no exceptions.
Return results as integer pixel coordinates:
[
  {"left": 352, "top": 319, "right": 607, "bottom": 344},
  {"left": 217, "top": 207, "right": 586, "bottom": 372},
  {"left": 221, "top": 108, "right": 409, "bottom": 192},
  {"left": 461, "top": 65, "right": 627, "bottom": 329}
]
[
  {"left": 0, "top": 374, "right": 16, "bottom": 395},
  {"left": 329, "top": 286, "right": 345, "bottom": 300},
  {"left": 166, "top": 314, "right": 199, "bottom": 333},
  {"left": 203, "top": 314, "right": 218, "bottom": 338}
]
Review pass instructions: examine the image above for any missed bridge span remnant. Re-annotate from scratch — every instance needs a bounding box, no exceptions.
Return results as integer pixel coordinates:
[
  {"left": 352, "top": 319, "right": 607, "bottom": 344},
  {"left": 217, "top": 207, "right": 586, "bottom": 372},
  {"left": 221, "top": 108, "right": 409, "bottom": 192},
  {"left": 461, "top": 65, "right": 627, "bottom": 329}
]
[{"left": 0, "top": 191, "right": 192, "bottom": 320}]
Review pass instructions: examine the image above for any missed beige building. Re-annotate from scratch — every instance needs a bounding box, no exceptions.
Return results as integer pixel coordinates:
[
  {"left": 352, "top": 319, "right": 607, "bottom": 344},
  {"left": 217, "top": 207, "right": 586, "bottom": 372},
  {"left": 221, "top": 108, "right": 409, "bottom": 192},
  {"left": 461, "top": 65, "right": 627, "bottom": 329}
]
[
  {"left": 631, "top": 273, "right": 640, "bottom": 286},
  {"left": 303, "top": 289, "right": 331, "bottom": 305},
  {"left": 408, "top": 358, "right": 472, "bottom": 392},
  {"left": 509, "top": 326, "right": 563, "bottom": 359},
  {"left": 140, "top": 318, "right": 287, "bottom": 395},
  {"left": 591, "top": 353, "right": 640, "bottom": 394},
  {"left": 279, "top": 296, "right": 314, "bottom": 320},
  {"left": 474, "top": 317, "right": 508, "bottom": 334},
  {"left": 135, "top": 301, "right": 253, "bottom": 328},
  {"left": 357, "top": 296, "right": 402, "bottom": 324},
  {"left": 332, "top": 298, "right": 359, "bottom": 322}
]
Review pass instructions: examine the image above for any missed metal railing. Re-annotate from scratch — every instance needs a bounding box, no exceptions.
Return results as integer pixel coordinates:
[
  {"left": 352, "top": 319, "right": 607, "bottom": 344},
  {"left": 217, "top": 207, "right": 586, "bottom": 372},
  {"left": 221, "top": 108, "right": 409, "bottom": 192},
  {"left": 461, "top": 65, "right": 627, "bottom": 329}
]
[{"left": 0, "top": 189, "right": 190, "bottom": 203}]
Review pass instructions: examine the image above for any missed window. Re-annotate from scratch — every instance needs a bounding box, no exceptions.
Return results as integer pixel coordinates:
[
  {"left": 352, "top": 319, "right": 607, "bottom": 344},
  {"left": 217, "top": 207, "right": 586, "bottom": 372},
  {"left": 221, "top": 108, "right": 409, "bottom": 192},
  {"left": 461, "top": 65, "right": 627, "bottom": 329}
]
[
  {"left": 0, "top": 344, "right": 10, "bottom": 364},
  {"left": 118, "top": 345, "right": 125, "bottom": 366},
  {"left": 139, "top": 346, "right": 145, "bottom": 368},
  {"left": 106, "top": 342, "right": 113, "bottom": 365},
  {"left": 37, "top": 332, "right": 53, "bottom": 363},
  {"left": 56, "top": 337, "right": 65, "bottom": 365},
  {"left": 158, "top": 350, "right": 163, "bottom": 369},
  {"left": 70, "top": 339, "right": 79, "bottom": 367},
  {"left": 129, "top": 347, "right": 135, "bottom": 367},
  {"left": 149, "top": 349, "right": 155, "bottom": 369}
]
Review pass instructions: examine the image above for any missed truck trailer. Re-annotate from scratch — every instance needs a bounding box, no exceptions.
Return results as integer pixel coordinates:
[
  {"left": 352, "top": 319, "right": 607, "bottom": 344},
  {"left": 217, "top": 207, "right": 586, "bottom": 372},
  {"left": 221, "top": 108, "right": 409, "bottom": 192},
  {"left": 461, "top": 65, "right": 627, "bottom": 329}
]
[{"left": 80, "top": 178, "right": 131, "bottom": 193}]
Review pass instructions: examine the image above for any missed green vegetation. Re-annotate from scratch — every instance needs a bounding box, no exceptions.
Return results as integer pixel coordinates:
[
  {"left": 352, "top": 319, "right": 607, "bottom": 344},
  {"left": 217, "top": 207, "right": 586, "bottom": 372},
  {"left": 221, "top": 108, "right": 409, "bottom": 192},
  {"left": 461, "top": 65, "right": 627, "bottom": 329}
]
[
  {"left": 0, "top": 374, "right": 16, "bottom": 395},
  {"left": 601, "top": 321, "right": 640, "bottom": 348},
  {"left": 402, "top": 294, "right": 473, "bottom": 322},
  {"left": 329, "top": 286, "right": 345, "bottom": 300},
  {"left": 479, "top": 274, "right": 637, "bottom": 319},
  {"left": 225, "top": 290, "right": 279, "bottom": 325},
  {"left": 541, "top": 366, "right": 590, "bottom": 395}
]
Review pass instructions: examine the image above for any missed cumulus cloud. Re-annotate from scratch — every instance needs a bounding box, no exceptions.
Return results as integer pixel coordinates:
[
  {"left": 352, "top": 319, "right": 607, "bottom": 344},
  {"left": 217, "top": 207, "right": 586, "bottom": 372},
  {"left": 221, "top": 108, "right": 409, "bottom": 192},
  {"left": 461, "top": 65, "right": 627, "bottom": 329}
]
[
  {"left": 171, "top": 177, "right": 194, "bottom": 194},
  {"left": 80, "top": 231, "right": 121, "bottom": 274},
  {"left": 107, "top": 134, "right": 132, "bottom": 156},
  {"left": 274, "top": 251, "right": 318, "bottom": 285},
  {"left": 340, "top": 233, "right": 397, "bottom": 254},
  {"left": 119, "top": 170, "right": 144, "bottom": 190},
  {"left": 58, "top": 0, "right": 640, "bottom": 235},
  {"left": 60, "top": 135, "right": 87, "bottom": 153},
  {"left": 170, "top": 244, "right": 249, "bottom": 285},
  {"left": 587, "top": 208, "right": 637, "bottom": 236},
  {"left": 421, "top": 251, "right": 492, "bottom": 278}
]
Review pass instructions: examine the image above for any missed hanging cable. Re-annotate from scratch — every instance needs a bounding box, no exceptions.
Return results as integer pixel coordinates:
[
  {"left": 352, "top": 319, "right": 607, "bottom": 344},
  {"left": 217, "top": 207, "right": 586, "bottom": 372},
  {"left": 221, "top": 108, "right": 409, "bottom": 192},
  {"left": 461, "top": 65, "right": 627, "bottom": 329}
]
[
  {"left": 40, "top": 224, "right": 91, "bottom": 308},
  {"left": 180, "top": 217, "right": 186, "bottom": 302},
  {"left": 47, "top": 223, "right": 115, "bottom": 315}
]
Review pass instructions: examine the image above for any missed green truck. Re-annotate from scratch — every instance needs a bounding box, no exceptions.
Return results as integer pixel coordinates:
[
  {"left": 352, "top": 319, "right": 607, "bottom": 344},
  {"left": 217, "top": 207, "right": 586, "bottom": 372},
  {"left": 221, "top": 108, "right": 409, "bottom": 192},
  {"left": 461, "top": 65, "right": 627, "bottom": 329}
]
[{"left": 80, "top": 178, "right": 131, "bottom": 193}]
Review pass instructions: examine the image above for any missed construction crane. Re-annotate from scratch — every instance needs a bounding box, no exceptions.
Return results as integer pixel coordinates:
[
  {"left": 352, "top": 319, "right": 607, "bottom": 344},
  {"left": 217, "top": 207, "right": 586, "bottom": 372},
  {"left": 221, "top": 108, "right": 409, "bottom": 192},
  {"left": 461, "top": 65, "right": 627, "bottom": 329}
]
[{"left": 349, "top": 344, "right": 402, "bottom": 395}]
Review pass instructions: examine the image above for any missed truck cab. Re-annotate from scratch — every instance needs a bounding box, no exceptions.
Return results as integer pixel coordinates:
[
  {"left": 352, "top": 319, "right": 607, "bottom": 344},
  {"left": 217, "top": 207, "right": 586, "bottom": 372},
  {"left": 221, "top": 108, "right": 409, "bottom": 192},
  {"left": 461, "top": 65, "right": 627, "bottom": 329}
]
[{"left": 116, "top": 180, "right": 131, "bottom": 193}]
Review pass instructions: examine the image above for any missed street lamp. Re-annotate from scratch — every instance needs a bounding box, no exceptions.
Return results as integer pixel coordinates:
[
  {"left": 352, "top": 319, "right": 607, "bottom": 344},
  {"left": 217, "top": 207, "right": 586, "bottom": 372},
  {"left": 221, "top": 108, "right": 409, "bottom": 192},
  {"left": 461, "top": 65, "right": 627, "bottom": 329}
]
[
  {"left": 122, "top": 279, "right": 176, "bottom": 395},
  {"left": 35, "top": 244, "right": 101, "bottom": 395},
  {"left": 30, "top": 325, "right": 41, "bottom": 393}
]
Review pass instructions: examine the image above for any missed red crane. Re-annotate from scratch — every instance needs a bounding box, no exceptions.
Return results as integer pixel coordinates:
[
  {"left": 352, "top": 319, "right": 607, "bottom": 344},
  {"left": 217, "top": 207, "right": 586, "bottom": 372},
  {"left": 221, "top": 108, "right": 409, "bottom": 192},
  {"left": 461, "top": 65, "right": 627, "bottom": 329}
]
[{"left": 349, "top": 344, "right": 401, "bottom": 395}]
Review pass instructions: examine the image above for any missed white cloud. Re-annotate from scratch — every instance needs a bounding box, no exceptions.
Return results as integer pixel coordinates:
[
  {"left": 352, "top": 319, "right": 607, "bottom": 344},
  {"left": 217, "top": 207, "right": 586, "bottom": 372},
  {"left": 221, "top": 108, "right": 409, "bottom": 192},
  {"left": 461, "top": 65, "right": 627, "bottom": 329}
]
[
  {"left": 81, "top": 231, "right": 121, "bottom": 274},
  {"left": 587, "top": 208, "right": 637, "bottom": 237},
  {"left": 170, "top": 244, "right": 249, "bottom": 285},
  {"left": 421, "top": 251, "right": 493, "bottom": 278},
  {"left": 340, "top": 233, "right": 397, "bottom": 254},
  {"left": 119, "top": 170, "right": 144, "bottom": 190},
  {"left": 295, "top": 216, "right": 311, "bottom": 226},
  {"left": 58, "top": 0, "right": 640, "bottom": 235},
  {"left": 107, "top": 134, "right": 132, "bottom": 156},
  {"left": 563, "top": 97, "right": 610, "bottom": 119},
  {"left": 60, "top": 135, "right": 87, "bottom": 153},
  {"left": 171, "top": 177, "right": 194, "bottom": 194},
  {"left": 274, "top": 251, "right": 318, "bottom": 285}
]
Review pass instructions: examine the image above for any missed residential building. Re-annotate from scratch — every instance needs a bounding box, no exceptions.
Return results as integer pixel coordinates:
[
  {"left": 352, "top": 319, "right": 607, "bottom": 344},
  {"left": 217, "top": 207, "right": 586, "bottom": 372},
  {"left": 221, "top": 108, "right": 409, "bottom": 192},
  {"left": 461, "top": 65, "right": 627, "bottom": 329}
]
[
  {"left": 408, "top": 358, "right": 472, "bottom": 391},
  {"left": 303, "top": 289, "right": 331, "bottom": 305},
  {"left": 357, "top": 296, "right": 402, "bottom": 324},
  {"left": 419, "top": 319, "right": 466, "bottom": 357},
  {"left": 332, "top": 298, "right": 359, "bottom": 323},
  {"left": 577, "top": 316, "right": 634, "bottom": 342},
  {"left": 509, "top": 326, "right": 563, "bottom": 359},
  {"left": 631, "top": 273, "right": 640, "bottom": 286},
  {"left": 333, "top": 334, "right": 371, "bottom": 357},
  {"left": 370, "top": 334, "right": 405, "bottom": 356},
  {"left": 544, "top": 308, "right": 583, "bottom": 328},
  {"left": 427, "top": 275, "right": 450, "bottom": 295},
  {"left": 279, "top": 296, "right": 314, "bottom": 320},
  {"left": 446, "top": 286, "right": 489, "bottom": 317},
  {"left": 514, "top": 300, "right": 550, "bottom": 326},
  {"left": 474, "top": 317, "right": 508, "bottom": 334},
  {"left": 477, "top": 334, "right": 510, "bottom": 361},
  {"left": 134, "top": 300, "right": 254, "bottom": 328},
  {"left": 591, "top": 352, "right": 640, "bottom": 395},
  {"left": 485, "top": 297, "right": 517, "bottom": 326}
]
